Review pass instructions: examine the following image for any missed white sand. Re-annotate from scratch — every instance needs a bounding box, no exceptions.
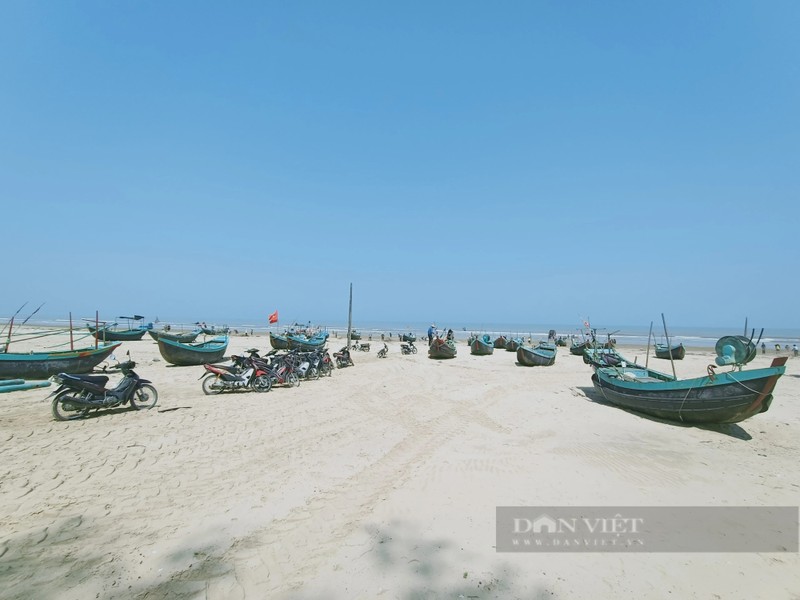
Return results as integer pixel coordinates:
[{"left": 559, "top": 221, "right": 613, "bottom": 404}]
[{"left": 1, "top": 331, "right": 799, "bottom": 599}]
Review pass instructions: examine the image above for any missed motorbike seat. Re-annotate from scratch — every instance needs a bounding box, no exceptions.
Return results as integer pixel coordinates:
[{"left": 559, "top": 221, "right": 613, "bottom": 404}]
[{"left": 61, "top": 373, "right": 110, "bottom": 387}]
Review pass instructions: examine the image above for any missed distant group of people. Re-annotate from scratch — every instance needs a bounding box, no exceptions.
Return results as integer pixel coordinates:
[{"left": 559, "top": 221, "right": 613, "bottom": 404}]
[{"left": 761, "top": 342, "right": 798, "bottom": 356}]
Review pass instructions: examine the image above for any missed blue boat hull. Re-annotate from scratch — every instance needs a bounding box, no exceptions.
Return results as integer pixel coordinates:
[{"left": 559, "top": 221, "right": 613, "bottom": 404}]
[
  {"left": 470, "top": 337, "right": 494, "bottom": 356},
  {"left": 0, "top": 343, "right": 122, "bottom": 380},
  {"left": 157, "top": 337, "right": 229, "bottom": 366},
  {"left": 88, "top": 326, "right": 148, "bottom": 341},
  {"left": 517, "top": 344, "right": 557, "bottom": 366}
]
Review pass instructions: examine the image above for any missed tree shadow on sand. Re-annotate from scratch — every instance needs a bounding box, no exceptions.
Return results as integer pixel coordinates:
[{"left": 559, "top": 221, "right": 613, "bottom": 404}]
[
  {"left": 129, "top": 520, "right": 557, "bottom": 600},
  {"left": 0, "top": 515, "right": 107, "bottom": 600},
  {"left": 576, "top": 386, "right": 752, "bottom": 440}
]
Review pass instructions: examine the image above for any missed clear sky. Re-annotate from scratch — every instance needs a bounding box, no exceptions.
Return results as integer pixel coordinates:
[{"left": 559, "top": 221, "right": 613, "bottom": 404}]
[{"left": 2, "top": 1, "right": 798, "bottom": 328}]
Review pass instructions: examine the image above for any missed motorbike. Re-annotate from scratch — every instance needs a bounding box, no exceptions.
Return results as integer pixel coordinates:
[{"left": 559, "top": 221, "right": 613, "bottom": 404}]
[
  {"left": 49, "top": 356, "right": 158, "bottom": 421},
  {"left": 201, "top": 354, "right": 272, "bottom": 395},
  {"left": 294, "top": 353, "right": 311, "bottom": 379},
  {"left": 254, "top": 351, "right": 301, "bottom": 387},
  {"left": 298, "top": 349, "right": 327, "bottom": 379},
  {"left": 334, "top": 346, "right": 354, "bottom": 368},
  {"left": 400, "top": 341, "right": 418, "bottom": 355},
  {"left": 377, "top": 343, "right": 388, "bottom": 358},
  {"left": 318, "top": 349, "right": 333, "bottom": 376}
]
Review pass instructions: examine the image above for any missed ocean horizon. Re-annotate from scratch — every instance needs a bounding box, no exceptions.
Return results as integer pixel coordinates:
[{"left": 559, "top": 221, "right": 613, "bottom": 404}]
[{"left": 14, "top": 317, "right": 800, "bottom": 349}]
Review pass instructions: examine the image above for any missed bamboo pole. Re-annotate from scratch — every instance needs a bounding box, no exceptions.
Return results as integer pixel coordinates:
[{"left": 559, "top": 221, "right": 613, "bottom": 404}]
[
  {"left": 645, "top": 321, "right": 653, "bottom": 369},
  {"left": 69, "top": 312, "right": 74, "bottom": 350},
  {"left": 661, "top": 313, "right": 677, "bottom": 380},
  {"left": 4, "top": 316, "right": 15, "bottom": 352},
  {"left": 346, "top": 283, "right": 353, "bottom": 350},
  {"left": 95, "top": 311, "right": 99, "bottom": 349},
  {"left": 0, "top": 301, "right": 27, "bottom": 338}
]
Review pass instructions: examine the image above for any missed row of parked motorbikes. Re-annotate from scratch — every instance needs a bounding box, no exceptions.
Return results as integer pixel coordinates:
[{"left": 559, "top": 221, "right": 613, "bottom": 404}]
[
  {"left": 48, "top": 340, "right": 420, "bottom": 420},
  {"left": 200, "top": 347, "right": 335, "bottom": 394}
]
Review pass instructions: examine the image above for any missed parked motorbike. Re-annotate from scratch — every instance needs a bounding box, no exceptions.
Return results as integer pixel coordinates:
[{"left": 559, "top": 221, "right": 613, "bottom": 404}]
[
  {"left": 334, "top": 346, "right": 354, "bottom": 368},
  {"left": 201, "top": 354, "right": 272, "bottom": 395},
  {"left": 294, "top": 353, "right": 311, "bottom": 379},
  {"left": 319, "top": 349, "right": 334, "bottom": 376},
  {"left": 400, "top": 341, "right": 418, "bottom": 355},
  {"left": 255, "top": 351, "right": 301, "bottom": 387},
  {"left": 377, "top": 343, "right": 388, "bottom": 358},
  {"left": 298, "top": 349, "right": 327, "bottom": 379},
  {"left": 49, "top": 357, "right": 158, "bottom": 421}
]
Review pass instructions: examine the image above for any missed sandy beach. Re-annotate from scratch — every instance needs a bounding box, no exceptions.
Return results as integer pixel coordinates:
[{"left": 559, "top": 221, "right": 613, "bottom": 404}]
[{"left": 1, "top": 331, "right": 799, "bottom": 599}]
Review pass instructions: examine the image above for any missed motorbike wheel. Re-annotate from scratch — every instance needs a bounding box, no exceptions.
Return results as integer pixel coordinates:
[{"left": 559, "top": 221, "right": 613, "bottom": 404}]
[
  {"left": 52, "top": 391, "right": 90, "bottom": 421},
  {"left": 307, "top": 367, "right": 319, "bottom": 380},
  {"left": 287, "top": 373, "right": 300, "bottom": 387},
  {"left": 252, "top": 374, "right": 272, "bottom": 393},
  {"left": 411, "top": 347, "right": 418, "bottom": 354},
  {"left": 131, "top": 384, "right": 159, "bottom": 410},
  {"left": 202, "top": 374, "right": 224, "bottom": 395}
]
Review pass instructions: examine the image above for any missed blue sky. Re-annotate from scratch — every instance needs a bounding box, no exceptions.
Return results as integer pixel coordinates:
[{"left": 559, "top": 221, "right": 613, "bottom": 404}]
[{"left": 2, "top": 1, "right": 798, "bottom": 328}]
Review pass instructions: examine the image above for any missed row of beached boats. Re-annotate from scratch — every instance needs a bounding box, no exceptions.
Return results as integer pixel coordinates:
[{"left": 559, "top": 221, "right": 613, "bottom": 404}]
[
  {"left": 0, "top": 329, "right": 329, "bottom": 378},
  {"left": 87, "top": 316, "right": 230, "bottom": 343},
  {"left": 268, "top": 330, "right": 330, "bottom": 352},
  {"left": 428, "top": 326, "right": 787, "bottom": 425},
  {"left": 425, "top": 334, "right": 559, "bottom": 367},
  {"left": 153, "top": 328, "right": 332, "bottom": 367}
]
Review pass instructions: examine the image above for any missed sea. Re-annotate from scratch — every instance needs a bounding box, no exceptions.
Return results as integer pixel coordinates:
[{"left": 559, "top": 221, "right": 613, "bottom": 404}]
[{"left": 15, "top": 318, "right": 799, "bottom": 349}]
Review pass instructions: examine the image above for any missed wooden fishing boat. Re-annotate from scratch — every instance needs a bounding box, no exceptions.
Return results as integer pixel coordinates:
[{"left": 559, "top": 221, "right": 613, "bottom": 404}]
[
  {"left": 583, "top": 347, "right": 646, "bottom": 369},
  {"left": 199, "top": 325, "right": 229, "bottom": 335},
  {"left": 287, "top": 332, "right": 329, "bottom": 351},
  {"left": 350, "top": 330, "right": 362, "bottom": 340},
  {"left": 470, "top": 334, "right": 494, "bottom": 356},
  {"left": 269, "top": 331, "right": 290, "bottom": 350},
  {"left": 591, "top": 335, "right": 786, "bottom": 424},
  {"left": 493, "top": 336, "right": 507, "bottom": 349},
  {"left": 654, "top": 343, "right": 686, "bottom": 360},
  {"left": 517, "top": 342, "right": 557, "bottom": 366},
  {"left": 401, "top": 333, "right": 416, "bottom": 343},
  {"left": 0, "top": 343, "right": 121, "bottom": 380},
  {"left": 157, "top": 336, "right": 228, "bottom": 366},
  {"left": 428, "top": 337, "right": 457, "bottom": 359},
  {"left": 592, "top": 358, "right": 786, "bottom": 424},
  {"left": 88, "top": 324, "right": 149, "bottom": 341},
  {"left": 147, "top": 329, "right": 202, "bottom": 343},
  {"left": 504, "top": 338, "right": 523, "bottom": 352},
  {"left": 569, "top": 339, "right": 592, "bottom": 356}
]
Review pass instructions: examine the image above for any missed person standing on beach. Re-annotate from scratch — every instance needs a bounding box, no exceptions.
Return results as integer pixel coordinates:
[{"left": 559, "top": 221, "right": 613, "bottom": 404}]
[
  {"left": 761, "top": 342, "right": 766, "bottom": 354},
  {"left": 794, "top": 343, "right": 798, "bottom": 357},
  {"left": 427, "top": 324, "right": 435, "bottom": 346}
]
